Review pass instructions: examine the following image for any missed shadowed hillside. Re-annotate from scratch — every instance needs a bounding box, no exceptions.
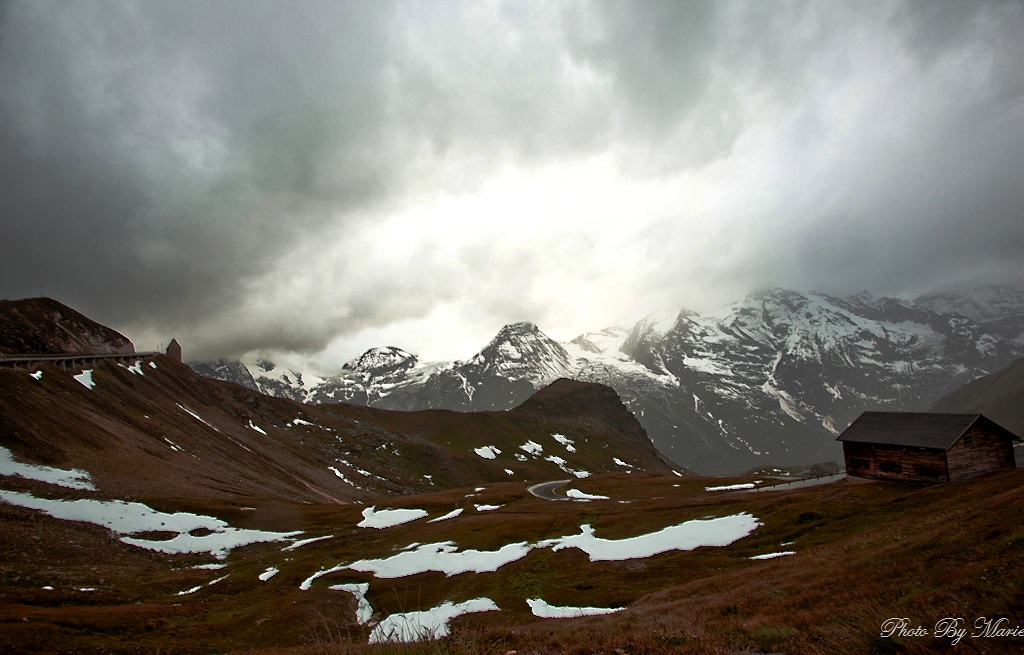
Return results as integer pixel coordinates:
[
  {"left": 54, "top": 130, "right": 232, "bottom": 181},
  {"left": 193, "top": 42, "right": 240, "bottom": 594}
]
[
  {"left": 0, "top": 298, "right": 135, "bottom": 356},
  {"left": 931, "top": 356, "right": 1024, "bottom": 437}
]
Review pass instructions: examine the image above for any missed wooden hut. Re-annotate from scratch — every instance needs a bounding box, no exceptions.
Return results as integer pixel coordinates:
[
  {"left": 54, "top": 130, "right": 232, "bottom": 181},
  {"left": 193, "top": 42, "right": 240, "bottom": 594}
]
[{"left": 837, "top": 412, "right": 1019, "bottom": 483}]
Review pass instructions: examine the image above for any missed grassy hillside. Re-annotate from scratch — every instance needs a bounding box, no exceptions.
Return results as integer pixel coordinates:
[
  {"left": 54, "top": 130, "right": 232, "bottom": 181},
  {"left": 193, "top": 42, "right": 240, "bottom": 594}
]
[
  {"left": 1, "top": 470, "right": 1023, "bottom": 653},
  {"left": 0, "top": 358, "right": 673, "bottom": 506}
]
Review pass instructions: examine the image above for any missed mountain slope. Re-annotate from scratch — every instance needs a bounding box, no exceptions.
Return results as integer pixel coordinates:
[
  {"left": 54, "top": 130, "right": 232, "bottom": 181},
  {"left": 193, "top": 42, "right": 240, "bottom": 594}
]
[
  {"left": 0, "top": 297, "right": 135, "bottom": 355},
  {"left": 930, "top": 355, "right": 1024, "bottom": 437},
  {"left": 192, "top": 285, "right": 1024, "bottom": 474},
  {"left": 2, "top": 344, "right": 672, "bottom": 507}
]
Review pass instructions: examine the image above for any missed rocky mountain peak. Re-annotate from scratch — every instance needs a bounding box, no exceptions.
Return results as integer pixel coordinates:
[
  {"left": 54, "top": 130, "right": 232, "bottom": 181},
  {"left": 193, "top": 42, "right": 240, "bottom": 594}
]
[
  {"left": 470, "top": 322, "right": 573, "bottom": 382},
  {"left": 344, "top": 346, "right": 418, "bottom": 375}
]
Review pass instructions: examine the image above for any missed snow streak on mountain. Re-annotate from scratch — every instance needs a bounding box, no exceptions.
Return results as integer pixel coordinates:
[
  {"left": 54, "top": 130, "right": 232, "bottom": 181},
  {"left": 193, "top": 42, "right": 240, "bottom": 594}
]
[{"left": 193, "top": 285, "right": 1024, "bottom": 474}]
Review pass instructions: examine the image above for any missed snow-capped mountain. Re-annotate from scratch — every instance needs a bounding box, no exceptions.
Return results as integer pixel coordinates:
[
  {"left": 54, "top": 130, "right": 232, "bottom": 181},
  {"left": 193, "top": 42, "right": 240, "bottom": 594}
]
[
  {"left": 191, "top": 285, "right": 1024, "bottom": 474},
  {"left": 917, "top": 284, "right": 1024, "bottom": 341}
]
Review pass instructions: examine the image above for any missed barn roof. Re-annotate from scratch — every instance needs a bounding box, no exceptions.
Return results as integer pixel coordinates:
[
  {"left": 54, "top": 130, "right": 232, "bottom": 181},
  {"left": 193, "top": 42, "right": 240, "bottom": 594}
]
[{"left": 836, "top": 412, "right": 1019, "bottom": 450}]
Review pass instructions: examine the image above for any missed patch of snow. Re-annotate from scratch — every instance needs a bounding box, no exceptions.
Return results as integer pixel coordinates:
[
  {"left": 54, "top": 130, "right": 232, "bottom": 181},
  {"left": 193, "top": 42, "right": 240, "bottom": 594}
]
[
  {"left": 127, "top": 361, "right": 145, "bottom": 375},
  {"left": 149, "top": 361, "right": 158, "bottom": 369},
  {"left": 613, "top": 458, "right": 633, "bottom": 468},
  {"left": 748, "top": 551, "right": 796, "bottom": 560},
  {"left": 705, "top": 483, "right": 755, "bottom": 492},
  {"left": 0, "top": 445, "right": 95, "bottom": 491},
  {"left": 330, "top": 583, "right": 373, "bottom": 625},
  {"left": 527, "top": 598, "right": 624, "bottom": 618},
  {"left": 192, "top": 563, "right": 228, "bottom": 570},
  {"left": 565, "top": 489, "right": 609, "bottom": 501},
  {"left": 177, "top": 404, "right": 219, "bottom": 431},
  {"left": 428, "top": 509, "right": 463, "bottom": 523},
  {"left": 540, "top": 513, "right": 761, "bottom": 562},
  {"left": 247, "top": 420, "right": 267, "bottom": 435},
  {"left": 0, "top": 489, "right": 300, "bottom": 559},
  {"left": 339, "top": 513, "right": 760, "bottom": 581},
  {"left": 329, "top": 467, "right": 360, "bottom": 488},
  {"left": 474, "top": 504, "right": 502, "bottom": 512},
  {"left": 504, "top": 469, "right": 515, "bottom": 476},
  {"left": 259, "top": 567, "right": 279, "bottom": 581},
  {"left": 369, "top": 598, "right": 499, "bottom": 644},
  {"left": 30, "top": 370, "right": 43, "bottom": 380},
  {"left": 177, "top": 585, "right": 202, "bottom": 596},
  {"left": 291, "top": 418, "right": 314, "bottom": 426},
  {"left": 282, "top": 534, "right": 333, "bottom": 551},
  {"left": 347, "top": 541, "right": 535, "bottom": 579},
  {"left": 473, "top": 445, "right": 501, "bottom": 460},
  {"left": 519, "top": 440, "right": 543, "bottom": 456},
  {"left": 551, "top": 433, "right": 576, "bottom": 452},
  {"left": 357, "top": 507, "right": 428, "bottom": 529},
  {"left": 73, "top": 370, "right": 95, "bottom": 389}
]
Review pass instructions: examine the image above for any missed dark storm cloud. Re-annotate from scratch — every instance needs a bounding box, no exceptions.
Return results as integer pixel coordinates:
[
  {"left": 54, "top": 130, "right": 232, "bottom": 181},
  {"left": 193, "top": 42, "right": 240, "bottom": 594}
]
[
  {"left": 1, "top": 0, "right": 1021, "bottom": 361},
  {"left": 0, "top": 1, "right": 398, "bottom": 353}
]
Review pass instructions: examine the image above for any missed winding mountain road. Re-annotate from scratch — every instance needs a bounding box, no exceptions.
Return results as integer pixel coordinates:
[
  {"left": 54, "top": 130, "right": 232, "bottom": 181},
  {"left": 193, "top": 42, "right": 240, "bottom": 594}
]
[{"left": 527, "top": 479, "right": 571, "bottom": 501}]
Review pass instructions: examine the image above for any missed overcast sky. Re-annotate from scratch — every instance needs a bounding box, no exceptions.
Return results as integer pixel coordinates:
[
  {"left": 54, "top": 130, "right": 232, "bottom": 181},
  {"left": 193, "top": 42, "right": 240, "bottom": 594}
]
[{"left": 2, "top": 0, "right": 1022, "bottom": 368}]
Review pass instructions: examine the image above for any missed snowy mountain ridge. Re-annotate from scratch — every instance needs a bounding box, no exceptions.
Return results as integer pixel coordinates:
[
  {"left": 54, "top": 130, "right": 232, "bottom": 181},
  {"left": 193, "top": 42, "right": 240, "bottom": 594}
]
[{"left": 192, "top": 284, "right": 1024, "bottom": 473}]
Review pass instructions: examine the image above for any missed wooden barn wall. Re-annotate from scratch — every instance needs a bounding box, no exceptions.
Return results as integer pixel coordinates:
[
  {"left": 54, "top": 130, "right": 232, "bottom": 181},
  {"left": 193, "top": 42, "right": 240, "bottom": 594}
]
[
  {"left": 843, "top": 442, "right": 948, "bottom": 483},
  {"left": 946, "top": 427, "right": 1015, "bottom": 481}
]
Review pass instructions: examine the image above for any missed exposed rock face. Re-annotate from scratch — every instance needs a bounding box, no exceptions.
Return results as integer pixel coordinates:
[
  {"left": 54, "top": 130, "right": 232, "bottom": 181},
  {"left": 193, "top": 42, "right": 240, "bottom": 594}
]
[{"left": 0, "top": 298, "right": 134, "bottom": 355}]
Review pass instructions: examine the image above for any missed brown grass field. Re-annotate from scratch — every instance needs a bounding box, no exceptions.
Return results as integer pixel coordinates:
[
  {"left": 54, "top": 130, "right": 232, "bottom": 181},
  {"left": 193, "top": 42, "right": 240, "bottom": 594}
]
[{"left": 3, "top": 468, "right": 1024, "bottom": 654}]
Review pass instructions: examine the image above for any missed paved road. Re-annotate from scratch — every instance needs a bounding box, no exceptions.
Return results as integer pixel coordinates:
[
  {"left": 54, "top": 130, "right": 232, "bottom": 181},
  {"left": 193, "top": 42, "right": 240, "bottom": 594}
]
[{"left": 527, "top": 479, "right": 572, "bottom": 501}]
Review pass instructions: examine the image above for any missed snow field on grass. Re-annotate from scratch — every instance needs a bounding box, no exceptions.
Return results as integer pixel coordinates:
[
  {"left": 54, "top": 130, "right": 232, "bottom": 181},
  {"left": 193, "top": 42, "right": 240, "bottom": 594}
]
[
  {"left": 176, "top": 404, "right": 219, "bottom": 431},
  {"left": 527, "top": 598, "right": 624, "bottom": 618},
  {"left": 565, "top": 489, "right": 610, "bottom": 501},
  {"left": 551, "top": 433, "right": 576, "bottom": 452},
  {"left": 358, "top": 507, "right": 429, "bottom": 529},
  {"left": 540, "top": 513, "right": 761, "bottom": 562},
  {"left": 519, "top": 440, "right": 543, "bottom": 456},
  {"left": 705, "top": 483, "right": 756, "bottom": 492},
  {"left": 473, "top": 445, "right": 500, "bottom": 459},
  {"left": 330, "top": 583, "right": 373, "bottom": 625},
  {"left": 282, "top": 534, "right": 333, "bottom": 551},
  {"left": 348, "top": 541, "right": 536, "bottom": 578},
  {"left": 74, "top": 370, "right": 95, "bottom": 389},
  {"left": 368, "top": 598, "right": 499, "bottom": 644},
  {"left": 0, "top": 445, "right": 96, "bottom": 491},
  {"left": 428, "top": 508, "right": 463, "bottom": 523},
  {"left": 316, "top": 511, "right": 761, "bottom": 582},
  {"left": 748, "top": 551, "right": 795, "bottom": 560},
  {"left": 259, "top": 567, "right": 279, "bottom": 581},
  {"left": 0, "top": 489, "right": 300, "bottom": 559}
]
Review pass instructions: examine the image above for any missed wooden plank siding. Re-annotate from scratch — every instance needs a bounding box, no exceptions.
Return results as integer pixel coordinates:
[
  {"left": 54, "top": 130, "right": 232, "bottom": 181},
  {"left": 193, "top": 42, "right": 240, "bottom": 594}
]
[
  {"left": 842, "top": 441, "right": 949, "bottom": 483},
  {"left": 946, "top": 426, "right": 1016, "bottom": 481}
]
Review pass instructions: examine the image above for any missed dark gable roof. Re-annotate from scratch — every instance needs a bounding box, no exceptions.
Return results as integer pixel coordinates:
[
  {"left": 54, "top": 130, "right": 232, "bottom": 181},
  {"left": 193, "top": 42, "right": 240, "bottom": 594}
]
[{"left": 837, "top": 412, "right": 1019, "bottom": 450}]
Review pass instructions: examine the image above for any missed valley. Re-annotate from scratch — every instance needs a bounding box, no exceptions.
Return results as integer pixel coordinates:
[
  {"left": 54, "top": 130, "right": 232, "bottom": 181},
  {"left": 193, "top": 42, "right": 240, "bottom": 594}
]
[{"left": 2, "top": 295, "right": 1023, "bottom": 653}]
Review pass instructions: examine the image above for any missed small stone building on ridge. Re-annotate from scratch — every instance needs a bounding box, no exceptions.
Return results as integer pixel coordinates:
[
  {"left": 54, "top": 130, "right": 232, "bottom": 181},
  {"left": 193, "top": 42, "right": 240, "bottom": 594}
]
[
  {"left": 837, "top": 412, "right": 1019, "bottom": 483},
  {"left": 166, "top": 338, "right": 182, "bottom": 362}
]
